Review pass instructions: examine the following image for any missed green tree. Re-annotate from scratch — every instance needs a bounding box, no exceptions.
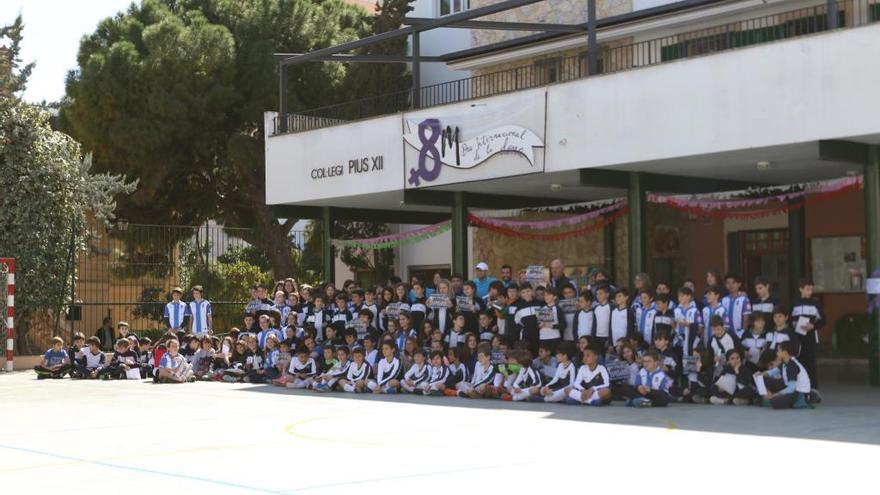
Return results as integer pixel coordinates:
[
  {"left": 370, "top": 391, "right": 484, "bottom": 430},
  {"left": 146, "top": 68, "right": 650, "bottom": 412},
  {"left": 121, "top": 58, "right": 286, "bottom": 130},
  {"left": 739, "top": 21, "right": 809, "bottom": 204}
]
[
  {"left": 60, "top": 0, "right": 372, "bottom": 279},
  {"left": 0, "top": 16, "right": 34, "bottom": 97},
  {"left": 0, "top": 18, "right": 137, "bottom": 352}
]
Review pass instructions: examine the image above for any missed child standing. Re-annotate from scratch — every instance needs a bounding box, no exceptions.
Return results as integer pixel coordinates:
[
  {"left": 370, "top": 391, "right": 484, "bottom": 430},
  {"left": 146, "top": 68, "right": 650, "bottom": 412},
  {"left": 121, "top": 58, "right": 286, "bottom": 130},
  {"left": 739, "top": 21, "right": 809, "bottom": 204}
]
[
  {"left": 610, "top": 288, "right": 636, "bottom": 347},
  {"left": 591, "top": 285, "right": 612, "bottom": 352},
  {"left": 790, "top": 279, "right": 823, "bottom": 389},
  {"left": 721, "top": 274, "right": 752, "bottom": 339},
  {"left": 513, "top": 283, "right": 541, "bottom": 355},
  {"left": 751, "top": 277, "right": 779, "bottom": 316},
  {"left": 538, "top": 287, "right": 564, "bottom": 352},
  {"left": 573, "top": 291, "right": 595, "bottom": 340},
  {"left": 701, "top": 286, "right": 727, "bottom": 344},
  {"left": 163, "top": 287, "right": 189, "bottom": 333}
]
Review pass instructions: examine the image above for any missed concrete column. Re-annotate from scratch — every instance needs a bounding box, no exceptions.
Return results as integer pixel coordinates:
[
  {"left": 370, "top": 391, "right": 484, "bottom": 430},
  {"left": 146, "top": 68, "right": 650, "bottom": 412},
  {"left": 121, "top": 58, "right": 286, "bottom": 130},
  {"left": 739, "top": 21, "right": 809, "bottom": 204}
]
[
  {"left": 627, "top": 172, "right": 646, "bottom": 279},
  {"left": 865, "top": 146, "right": 880, "bottom": 385},
  {"left": 787, "top": 200, "right": 806, "bottom": 306},
  {"left": 451, "top": 192, "right": 468, "bottom": 278},
  {"left": 321, "top": 207, "right": 335, "bottom": 284}
]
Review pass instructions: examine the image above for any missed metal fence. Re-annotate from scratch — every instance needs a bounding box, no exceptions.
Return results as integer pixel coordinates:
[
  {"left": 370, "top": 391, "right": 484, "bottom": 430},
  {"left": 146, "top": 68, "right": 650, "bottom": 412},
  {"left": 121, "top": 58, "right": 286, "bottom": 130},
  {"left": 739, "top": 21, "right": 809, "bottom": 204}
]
[
  {"left": 272, "top": 0, "right": 880, "bottom": 135},
  {"left": 71, "top": 223, "right": 307, "bottom": 340}
]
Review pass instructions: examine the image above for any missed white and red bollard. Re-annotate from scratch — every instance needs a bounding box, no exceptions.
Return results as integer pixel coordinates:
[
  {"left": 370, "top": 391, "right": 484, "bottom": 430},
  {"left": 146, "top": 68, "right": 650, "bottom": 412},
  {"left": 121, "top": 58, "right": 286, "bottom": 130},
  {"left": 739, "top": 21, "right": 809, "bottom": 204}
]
[{"left": 1, "top": 258, "right": 13, "bottom": 372}]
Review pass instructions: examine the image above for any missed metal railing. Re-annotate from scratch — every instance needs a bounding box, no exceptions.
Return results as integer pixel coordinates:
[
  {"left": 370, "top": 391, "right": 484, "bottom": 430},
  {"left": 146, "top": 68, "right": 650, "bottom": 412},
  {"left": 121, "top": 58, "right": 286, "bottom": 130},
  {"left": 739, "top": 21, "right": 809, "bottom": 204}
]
[{"left": 272, "top": 0, "right": 879, "bottom": 136}]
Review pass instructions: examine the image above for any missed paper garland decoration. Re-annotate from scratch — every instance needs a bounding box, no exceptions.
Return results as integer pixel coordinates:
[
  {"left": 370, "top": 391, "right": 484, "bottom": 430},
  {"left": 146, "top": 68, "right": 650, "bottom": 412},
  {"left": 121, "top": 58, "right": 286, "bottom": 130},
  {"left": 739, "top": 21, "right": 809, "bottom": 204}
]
[
  {"left": 469, "top": 207, "right": 628, "bottom": 241},
  {"left": 471, "top": 200, "right": 626, "bottom": 229},
  {"left": 332, "top": 221, "right": 451, "bottom": 250},
  {"left": 647, "top": 175, "right": 862, "bottom": 210},
  {"left": 652, "top": 179, "right": 860, "bottom": 220}
]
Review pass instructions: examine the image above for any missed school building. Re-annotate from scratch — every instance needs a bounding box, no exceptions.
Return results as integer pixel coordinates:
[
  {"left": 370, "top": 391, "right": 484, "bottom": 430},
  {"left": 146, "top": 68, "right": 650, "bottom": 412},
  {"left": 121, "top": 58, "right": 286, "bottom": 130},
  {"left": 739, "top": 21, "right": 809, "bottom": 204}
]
[{"left": 263, "top": 0, "right": 880, "bottom": 383}]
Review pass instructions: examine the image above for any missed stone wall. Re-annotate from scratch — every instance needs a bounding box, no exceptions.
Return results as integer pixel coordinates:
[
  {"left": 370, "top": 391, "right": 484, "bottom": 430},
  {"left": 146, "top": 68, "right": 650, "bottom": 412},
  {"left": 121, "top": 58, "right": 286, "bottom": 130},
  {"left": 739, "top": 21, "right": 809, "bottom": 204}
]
[
  {"left": 473, "top": 211, "right": 618, "bottom": 287},
  {"left": 469, "top": 0, "right": 632, "bottom": 47}
]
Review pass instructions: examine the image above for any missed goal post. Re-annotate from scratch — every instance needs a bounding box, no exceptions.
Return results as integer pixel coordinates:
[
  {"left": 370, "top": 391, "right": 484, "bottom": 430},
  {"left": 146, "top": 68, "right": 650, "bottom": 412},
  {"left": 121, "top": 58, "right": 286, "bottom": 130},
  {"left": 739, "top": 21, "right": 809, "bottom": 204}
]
[{"left": 1, "top": 258, "right": 13, "bottom": 372}]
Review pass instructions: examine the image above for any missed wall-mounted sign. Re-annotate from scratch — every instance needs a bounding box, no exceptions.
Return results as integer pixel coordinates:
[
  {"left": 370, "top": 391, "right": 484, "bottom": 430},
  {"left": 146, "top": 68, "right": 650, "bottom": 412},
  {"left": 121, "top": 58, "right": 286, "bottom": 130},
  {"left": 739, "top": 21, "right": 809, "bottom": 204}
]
[
  {"left": 403, "top": 120, "right": 543, "bottom": 186},
  {"left": 265, "top": 113, "right": 402, "bottom": 205},
  {"left": 403, "top": 88, "right": 547, "bottom": 189}
]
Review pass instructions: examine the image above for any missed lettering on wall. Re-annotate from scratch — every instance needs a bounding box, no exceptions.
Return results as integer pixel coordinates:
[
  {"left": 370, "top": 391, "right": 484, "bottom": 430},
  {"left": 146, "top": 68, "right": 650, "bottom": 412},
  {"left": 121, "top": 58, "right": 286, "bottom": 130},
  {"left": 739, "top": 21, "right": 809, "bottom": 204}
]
[
  {"left": 404, "top": 119, "right": 543, "bottom": 186},
  {"left": 310, "top": 155, "right": 384, "bottom": 180}
]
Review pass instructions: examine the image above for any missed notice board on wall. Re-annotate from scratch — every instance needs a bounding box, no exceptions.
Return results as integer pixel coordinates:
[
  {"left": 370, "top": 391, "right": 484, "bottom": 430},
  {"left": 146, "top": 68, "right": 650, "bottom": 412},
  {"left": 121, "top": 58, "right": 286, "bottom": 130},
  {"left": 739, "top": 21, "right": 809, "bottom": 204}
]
[{"left": 810, "top": 236, "right": 866, "bottom": 293}]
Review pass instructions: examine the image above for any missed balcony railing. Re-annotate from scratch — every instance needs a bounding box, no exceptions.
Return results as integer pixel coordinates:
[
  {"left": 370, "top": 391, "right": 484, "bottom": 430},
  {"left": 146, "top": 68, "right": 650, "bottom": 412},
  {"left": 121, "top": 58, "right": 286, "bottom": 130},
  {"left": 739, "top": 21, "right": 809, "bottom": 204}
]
[{"left": 272, "top": 0, "right": 880, "bottom": 136}]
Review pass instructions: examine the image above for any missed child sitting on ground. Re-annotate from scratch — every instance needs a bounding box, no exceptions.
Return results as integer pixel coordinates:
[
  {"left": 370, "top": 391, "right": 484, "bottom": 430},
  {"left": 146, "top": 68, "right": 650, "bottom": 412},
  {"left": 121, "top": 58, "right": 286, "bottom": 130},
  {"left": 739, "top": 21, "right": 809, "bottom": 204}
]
[
  {"left": 286, "top": 346, "right": 318, "bottom": 389},
  {"left": 401, "top": 348, "right": 430, "bottom": 393},
  {"left": 456, "top": 343, "right": 499, "bottom": 399},
  {"left": 157, "top": 339, "right": 194, "bottom": 383},
  {"left": 368, "top": 341, "right": 402, "bottom": 394},
  {"left": 759, "top": 341, "right": 813, "bottom": 409},
  {"left": 566, "top": 346, "right": 612, "bottom": 406},
  {"left": 339, "top": 347, "right": 371, "bottom": 393},
  {"left": 503, "top": 350, "right": 542, "bottom": 401},
  {"left": 34, "top": 336, "right": 72, "bottom": 379},
  {"left": 313, "top": 346, "right": 352, "bottom": 392},
  {"left": 620, "top": 350, "right": 672, "bottom": 407},
  {"left": 534, "top": 342, "right": 577, "bottom": 403},
  {"left": 74, "top": 336, "right": 106, "bottom": 379},
  {"left": 418, "top": 350, "right": 450, "bottom": 396}
]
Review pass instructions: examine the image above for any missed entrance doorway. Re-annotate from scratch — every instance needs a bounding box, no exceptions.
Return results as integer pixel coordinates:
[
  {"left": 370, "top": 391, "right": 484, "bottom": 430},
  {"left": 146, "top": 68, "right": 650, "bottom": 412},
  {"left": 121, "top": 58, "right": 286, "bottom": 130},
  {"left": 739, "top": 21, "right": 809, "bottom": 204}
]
[{"left": 732, "top": 229, "right": 790, "bottom": 304}]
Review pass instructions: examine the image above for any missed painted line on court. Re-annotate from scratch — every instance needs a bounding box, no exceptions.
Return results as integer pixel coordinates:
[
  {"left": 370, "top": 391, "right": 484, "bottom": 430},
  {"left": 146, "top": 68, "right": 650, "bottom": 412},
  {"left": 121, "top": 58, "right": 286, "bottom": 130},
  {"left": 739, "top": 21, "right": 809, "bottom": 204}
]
[
  {"left": 0, "top": 444, "right": 291, "bottom": 494},
  {"left": 281, "top": 461, "right": 536, "bottom": 493}
]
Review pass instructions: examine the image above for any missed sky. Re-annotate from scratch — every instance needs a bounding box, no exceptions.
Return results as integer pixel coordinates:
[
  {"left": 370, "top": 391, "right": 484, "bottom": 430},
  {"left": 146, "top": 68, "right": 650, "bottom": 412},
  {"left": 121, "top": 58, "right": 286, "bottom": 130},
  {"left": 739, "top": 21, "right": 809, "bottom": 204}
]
[{"left": 1, "top": 0, "right": 135, "bottom": 103}]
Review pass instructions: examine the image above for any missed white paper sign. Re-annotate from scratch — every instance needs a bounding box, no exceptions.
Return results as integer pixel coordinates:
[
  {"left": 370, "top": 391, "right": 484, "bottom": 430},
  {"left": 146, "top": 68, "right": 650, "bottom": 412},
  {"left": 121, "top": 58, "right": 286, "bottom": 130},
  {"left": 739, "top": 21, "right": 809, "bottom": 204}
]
[
  {"left": 605, "top": 360, "right": 631, "bottom": 382},
  {"left": 125, "top": 368, "right": 142, "bottom": 380},
  {"left": 795, "top": 316, "right": 811, "bottom": 336},
  {"left": 715, "top": 374, "right": 737, "bottom": 395},
  {"left": 867, "top": 278, "right": 880, "bottom": 295},
  {"left": 754, "top": 374, "right": 768, "bottom": 396},
  {"left": 427, "top": 294, "right": 450, "bottom": 309},
  {"left": 526, "top": 265, "right": 546, "bottom": 285}
]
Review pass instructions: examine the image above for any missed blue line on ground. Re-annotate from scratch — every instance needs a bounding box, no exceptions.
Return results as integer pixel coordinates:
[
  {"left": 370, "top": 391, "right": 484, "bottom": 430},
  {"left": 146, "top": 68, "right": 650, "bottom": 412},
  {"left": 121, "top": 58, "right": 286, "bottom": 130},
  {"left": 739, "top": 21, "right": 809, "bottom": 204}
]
[{"left": 0, "top": 444, "right": 290, "bottom": 495}]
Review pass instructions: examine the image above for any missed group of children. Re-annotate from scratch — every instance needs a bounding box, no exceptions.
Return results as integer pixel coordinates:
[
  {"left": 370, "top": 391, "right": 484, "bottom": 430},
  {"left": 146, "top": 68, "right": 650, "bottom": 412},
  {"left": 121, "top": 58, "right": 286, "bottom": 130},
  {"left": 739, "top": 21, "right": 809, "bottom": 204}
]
[{"left": 36, "top": 273, "right": 822, "bottom": 410}]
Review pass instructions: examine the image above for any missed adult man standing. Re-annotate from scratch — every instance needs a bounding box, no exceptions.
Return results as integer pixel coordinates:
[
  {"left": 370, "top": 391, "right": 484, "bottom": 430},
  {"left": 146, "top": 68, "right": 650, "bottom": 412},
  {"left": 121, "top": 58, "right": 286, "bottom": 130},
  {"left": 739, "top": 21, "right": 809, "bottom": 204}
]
[
  {"left": 95, "top": 316, "right": 114, "bottom": 352},
  {"left": 548, "top": 259, "right": 574, "bottom": 292},
  {"left": 500, "top": 265, "right": 514, "bottom": 288},
  {"left": 472, "top": 262, "right": 499, "bottom": 299}
]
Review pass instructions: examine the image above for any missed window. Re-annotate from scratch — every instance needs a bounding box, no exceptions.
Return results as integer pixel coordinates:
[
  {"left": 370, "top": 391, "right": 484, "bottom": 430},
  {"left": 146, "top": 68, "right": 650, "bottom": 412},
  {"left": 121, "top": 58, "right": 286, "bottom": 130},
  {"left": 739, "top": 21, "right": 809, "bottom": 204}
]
[{"left": 440, "top": 0, "right": 467, "bottom": 16}]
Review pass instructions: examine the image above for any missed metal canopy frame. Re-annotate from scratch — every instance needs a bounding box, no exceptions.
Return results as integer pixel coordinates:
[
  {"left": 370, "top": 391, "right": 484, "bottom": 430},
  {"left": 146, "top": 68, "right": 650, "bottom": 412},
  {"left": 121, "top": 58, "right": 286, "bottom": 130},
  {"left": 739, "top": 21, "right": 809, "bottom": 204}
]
[{"left": 275, "top": 0, "right": 729, "bottom": 129}]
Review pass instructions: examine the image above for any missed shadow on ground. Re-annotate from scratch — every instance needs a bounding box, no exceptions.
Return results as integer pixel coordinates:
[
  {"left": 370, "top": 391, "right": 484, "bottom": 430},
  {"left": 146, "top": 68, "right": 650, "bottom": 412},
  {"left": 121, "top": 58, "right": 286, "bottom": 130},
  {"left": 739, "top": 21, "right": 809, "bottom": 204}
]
[{"left": 233, "top": 380, "right": 880, "bottom": 446}]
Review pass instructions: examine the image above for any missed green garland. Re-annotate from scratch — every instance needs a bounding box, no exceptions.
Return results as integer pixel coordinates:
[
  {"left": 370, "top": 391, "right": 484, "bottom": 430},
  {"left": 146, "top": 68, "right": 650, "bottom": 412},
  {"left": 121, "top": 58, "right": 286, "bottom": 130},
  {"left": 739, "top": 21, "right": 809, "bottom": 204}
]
[{"left": 332, "top": 222, "right": 452, "bottom": 250}]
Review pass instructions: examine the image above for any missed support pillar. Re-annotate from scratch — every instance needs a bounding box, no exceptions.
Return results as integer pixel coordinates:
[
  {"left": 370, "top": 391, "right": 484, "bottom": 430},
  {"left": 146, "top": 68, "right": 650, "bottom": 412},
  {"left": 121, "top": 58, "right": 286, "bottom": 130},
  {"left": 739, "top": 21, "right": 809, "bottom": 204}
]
[
  {"left": 627, "top": 172, "right": 646, "bottom": 281},
  {"left": 826, "top": 0, "right": 839, "bottom": 30},
  {"left": 586, "top": 0, "right": 599, "bottom": 75},
  {"left": 604, "top": 214, "right": 616, "bottom": 280},
  {"left": 865, "top": 146, "right": 880, "bottom": 385},
  {"left": 787, "top": 199, "right": 806, "bottom": 306},
  {"left": 451, "top": 192, "right": 469, "bottom": 278},
  {"left": 412, "top": 32, "right": 421, "bottom": 109},
  {"left": 278, "top": 64, "right": 288, "bottom": 133},
  {"left": 321, "top": 207, "right": 335, "bottom": 284}
]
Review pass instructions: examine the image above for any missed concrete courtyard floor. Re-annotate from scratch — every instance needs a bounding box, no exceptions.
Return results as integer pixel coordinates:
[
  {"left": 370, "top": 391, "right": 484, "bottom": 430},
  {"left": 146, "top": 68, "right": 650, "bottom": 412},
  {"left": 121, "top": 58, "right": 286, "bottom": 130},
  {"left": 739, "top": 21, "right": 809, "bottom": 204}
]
[{"left": 1, "top": 371, "right": 879, "bottom": 494}]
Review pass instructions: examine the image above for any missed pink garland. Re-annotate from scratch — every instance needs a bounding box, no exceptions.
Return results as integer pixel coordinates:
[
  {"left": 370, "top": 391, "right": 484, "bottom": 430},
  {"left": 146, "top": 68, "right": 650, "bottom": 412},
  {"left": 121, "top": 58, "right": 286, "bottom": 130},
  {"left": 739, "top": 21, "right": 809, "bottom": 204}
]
[
  {"left": 470, "top": 201, "right": 626, "bottom": 229},
  {"left": 648, "top": 176, "right": 861, "bottom": 210}
]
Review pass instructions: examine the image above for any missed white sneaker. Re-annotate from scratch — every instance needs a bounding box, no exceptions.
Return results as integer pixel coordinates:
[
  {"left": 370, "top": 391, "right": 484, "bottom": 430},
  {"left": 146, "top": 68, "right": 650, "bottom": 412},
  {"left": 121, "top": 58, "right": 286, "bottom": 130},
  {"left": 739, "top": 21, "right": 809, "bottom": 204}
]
[
  {"left": 732, "top": 398, "right": 751, "bottom": 406},
  {"left": 709, "top": 396, "right": 728, "bottom": 405}
]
